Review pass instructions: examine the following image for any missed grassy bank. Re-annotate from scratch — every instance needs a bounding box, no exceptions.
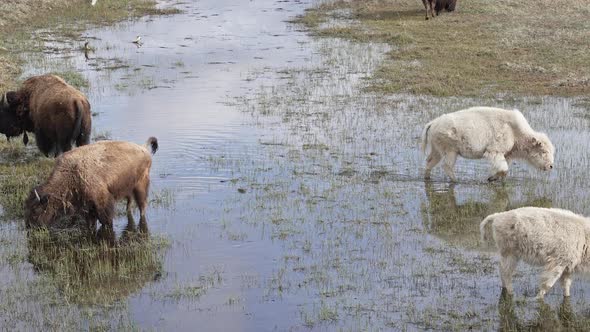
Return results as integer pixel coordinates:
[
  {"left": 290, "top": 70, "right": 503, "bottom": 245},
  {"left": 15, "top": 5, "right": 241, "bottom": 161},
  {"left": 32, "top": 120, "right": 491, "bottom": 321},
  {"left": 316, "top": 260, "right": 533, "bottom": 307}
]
[
  {"left": 0, "top": 1, "right": 176, "bottom": 328},
  {"left": 295, "top": 0, "right": 590, "bottom": 97},
  {"left": 0, "top": 0, "right": 180, "bottom": 91},
  {"left": 0, "top": 0, "right": 180, "bottom": 217}
]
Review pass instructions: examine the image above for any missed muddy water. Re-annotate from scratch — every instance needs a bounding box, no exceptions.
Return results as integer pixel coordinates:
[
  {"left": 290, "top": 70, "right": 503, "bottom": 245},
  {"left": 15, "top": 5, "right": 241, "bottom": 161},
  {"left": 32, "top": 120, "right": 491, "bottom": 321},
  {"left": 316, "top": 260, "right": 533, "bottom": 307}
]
[{"left": 11, "top": 0, "right": 590, "bottom": 330}]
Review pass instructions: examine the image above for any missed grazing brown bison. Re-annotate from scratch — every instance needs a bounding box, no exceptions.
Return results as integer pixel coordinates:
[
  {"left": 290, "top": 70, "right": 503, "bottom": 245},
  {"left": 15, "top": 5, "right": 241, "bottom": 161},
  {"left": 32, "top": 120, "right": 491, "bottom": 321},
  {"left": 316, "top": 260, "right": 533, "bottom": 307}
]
[
  {"left": 422, "top": 0, "right": 457, "bottom": 20},
  {"left": 0, "top": 74, "right": 92, "bottom": 157},
  {"left": 25, "top": 137, "right": 159, "bottom": 229}
]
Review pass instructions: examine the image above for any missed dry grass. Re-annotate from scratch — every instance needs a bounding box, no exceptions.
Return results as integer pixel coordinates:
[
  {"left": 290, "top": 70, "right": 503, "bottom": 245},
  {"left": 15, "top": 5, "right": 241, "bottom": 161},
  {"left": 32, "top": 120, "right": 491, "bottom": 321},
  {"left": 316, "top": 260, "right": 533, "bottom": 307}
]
[{"left": 296, "top": 0, "right": 590, "bottom": 96}]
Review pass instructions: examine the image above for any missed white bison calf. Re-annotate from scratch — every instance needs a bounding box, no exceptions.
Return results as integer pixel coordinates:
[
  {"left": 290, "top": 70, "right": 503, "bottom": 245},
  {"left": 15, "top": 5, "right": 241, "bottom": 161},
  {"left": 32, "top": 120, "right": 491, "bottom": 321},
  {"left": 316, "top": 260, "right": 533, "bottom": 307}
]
[
  {"left": 421, "top": 107, "right": 554, "bottom": 182},
  {"left": 480, "top": 207, "right": 590, "bottom": 300}
]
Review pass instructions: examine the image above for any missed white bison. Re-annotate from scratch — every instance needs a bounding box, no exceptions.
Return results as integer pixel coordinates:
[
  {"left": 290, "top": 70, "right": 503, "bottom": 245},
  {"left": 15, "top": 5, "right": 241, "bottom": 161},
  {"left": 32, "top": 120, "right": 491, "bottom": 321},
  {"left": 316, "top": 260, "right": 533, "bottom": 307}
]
[
  {"left": 480, "top": 207, "right": 590, "bottom": 300},
  {"left": 421, "top": 107, "right": 554, "bottom": 182}
]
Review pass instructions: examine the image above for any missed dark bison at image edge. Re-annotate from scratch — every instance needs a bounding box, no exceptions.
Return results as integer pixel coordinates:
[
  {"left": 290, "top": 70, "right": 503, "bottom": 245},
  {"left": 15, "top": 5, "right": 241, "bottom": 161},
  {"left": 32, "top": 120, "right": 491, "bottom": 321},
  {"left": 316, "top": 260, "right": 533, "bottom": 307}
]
[
  {"left": 422, "top": 0, "right": 457, "bottom": 20},
  {"left": 25, "top": 137, "right": 159, "bottom": 229},
  {"left": 0, "top": 74, "right": 91, "bottom": 157},
  {"left": 0, "top": 93, "right": 28, "bottom": 144}
]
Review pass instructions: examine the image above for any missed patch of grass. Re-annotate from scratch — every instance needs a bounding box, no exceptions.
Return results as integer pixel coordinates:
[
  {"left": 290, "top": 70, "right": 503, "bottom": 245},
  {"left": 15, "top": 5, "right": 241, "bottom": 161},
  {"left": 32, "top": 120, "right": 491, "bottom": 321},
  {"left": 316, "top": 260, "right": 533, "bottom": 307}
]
[
  {"left": 0, "top": 0, "right": 181, "bottom": 91},
  {"left": 161, "top": 269, "right": 223, "bottom": 301},
  {"left": 297, "top": 0, "right": 590, "bottom": 97},
  {"left": 149, "top": 188, "right": 175, "bottom": 209},
  {"left": 27, "top": 226, "right": 169, "bottom": 305},
  {"left": 93, "top": 130, "right": 112, "bottom": 141},
  {"left": 50, "top": 70, "right": 89, "bottom": 90},
  {"left": 0, "top": 140, "right": 54, "bottom": 219}
]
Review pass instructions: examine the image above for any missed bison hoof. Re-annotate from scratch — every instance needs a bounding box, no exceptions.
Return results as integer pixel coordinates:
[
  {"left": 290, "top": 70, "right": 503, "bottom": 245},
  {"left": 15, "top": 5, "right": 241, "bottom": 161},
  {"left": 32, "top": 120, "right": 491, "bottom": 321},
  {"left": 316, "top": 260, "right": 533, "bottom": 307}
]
[{"left": 488, "top": 176, "right": 499, "bottom": 182}]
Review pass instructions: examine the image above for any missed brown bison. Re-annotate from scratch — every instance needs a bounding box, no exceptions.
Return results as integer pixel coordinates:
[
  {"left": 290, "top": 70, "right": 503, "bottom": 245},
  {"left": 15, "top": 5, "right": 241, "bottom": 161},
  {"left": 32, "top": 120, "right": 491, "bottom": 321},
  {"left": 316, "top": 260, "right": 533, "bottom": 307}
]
[
  {"left": 422, "top": 0, "right": 457, "bottom": 20},
  {"left": 0, "top": 74, "right": 92, "bottom": 157},
  {"left": 25, "top": 137, "right": 159, "bottom": 229},
  {"left": 0, "top": 93, "right": 28, "bottom": 144}
]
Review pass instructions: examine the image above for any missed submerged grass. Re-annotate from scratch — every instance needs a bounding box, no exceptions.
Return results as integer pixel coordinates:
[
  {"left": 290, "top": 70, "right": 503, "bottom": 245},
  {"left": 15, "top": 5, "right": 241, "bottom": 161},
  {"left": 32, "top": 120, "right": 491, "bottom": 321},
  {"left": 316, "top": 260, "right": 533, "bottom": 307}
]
[
  {"left": 295, "top": 0, "right": 590, "bottom": 97},
  {"left": 27, "top": 224, "right": 168, "bottom": 305}
]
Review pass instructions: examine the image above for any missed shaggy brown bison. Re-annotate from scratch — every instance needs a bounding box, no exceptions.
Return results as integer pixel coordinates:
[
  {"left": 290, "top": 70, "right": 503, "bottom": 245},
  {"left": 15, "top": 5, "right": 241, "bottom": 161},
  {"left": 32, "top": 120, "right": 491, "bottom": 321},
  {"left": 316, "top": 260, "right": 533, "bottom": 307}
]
[
  {"left": 0, "top": 74, "right": 92, "bottom": 157},
  {"left": 25, "top": 137, "right": 159, "bottom": 229},
  {"left": 422, "top": 0, "right": 457, "bottom": 20},
  {"left": 0, "top": 93, "right": 28, "bottom": 144}
]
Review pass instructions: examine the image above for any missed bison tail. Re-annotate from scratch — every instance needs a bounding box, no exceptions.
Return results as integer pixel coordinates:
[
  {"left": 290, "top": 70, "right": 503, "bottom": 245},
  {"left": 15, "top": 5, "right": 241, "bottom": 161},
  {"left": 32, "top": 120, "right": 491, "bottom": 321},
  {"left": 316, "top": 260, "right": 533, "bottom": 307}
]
[
  {"left": 72, "top": 100, "right": 84, "bottom": 145},
  {"left": 421, "top": 123, "right": 432, "bottom": 155},
  {"left": 145, "top": 137, "right": 158, "bottom": 155},
  {"left": 480, "top": 214, "right": 496, "bottom": 244}
]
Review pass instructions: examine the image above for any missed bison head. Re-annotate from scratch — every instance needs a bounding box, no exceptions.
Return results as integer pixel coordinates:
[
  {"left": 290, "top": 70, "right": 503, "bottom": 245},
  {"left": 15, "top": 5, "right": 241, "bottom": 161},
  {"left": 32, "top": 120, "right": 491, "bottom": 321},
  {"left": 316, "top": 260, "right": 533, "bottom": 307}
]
[
  {"left": 0, "top": 109, "right": 24, "bottom": 140},
  {"left": 24, "top": 187, "right": 54, "bottom": 227},
  {"left": 0, "top": 91, "right": 28, "bottom": 144},
  {"left": 525, "top": 133, "right": 554, "bottom": 171},
  {"left": 0, "top": 91, "right": 21, "bottom": 113}
]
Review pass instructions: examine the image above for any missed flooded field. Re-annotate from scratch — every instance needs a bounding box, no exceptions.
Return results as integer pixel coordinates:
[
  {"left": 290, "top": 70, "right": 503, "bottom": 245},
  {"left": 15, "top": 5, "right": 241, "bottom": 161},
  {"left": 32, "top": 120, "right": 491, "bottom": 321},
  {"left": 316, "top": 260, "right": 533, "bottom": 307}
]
[{"left": 2, "top": 0, "right": 590, "bottom": 330}]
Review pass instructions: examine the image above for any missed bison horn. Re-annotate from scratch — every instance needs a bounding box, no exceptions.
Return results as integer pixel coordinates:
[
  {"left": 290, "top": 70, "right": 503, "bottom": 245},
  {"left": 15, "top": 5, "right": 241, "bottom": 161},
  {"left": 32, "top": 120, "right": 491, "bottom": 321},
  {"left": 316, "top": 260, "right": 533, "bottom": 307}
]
[
  {"left": 34, "top": 189, "right": 41, "bottom": 202},
  {"left": 0, "top": 93, "right": 8, "bottom": 109}
]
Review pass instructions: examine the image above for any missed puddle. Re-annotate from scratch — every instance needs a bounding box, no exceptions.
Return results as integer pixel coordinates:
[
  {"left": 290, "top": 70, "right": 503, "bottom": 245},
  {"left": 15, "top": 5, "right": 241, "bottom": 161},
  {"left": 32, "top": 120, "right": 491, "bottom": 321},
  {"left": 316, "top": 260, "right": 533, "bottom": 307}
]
[{"left": 2, "top": 0, "right": 590, "bottom": 330}]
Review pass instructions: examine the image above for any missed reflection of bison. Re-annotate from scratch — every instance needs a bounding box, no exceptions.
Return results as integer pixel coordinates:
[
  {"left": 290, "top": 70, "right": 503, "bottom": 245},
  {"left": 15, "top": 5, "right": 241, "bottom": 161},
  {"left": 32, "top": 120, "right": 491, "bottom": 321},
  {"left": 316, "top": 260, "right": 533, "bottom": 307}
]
[
  {"left": 25, "top": 137, "right": 159, "bottom": 229},
  {"left": 1, "top": 74, "right": 91, "bottom": 157},
  {"left": 422, "top": 182, "right": 551, "bottom": 249}
]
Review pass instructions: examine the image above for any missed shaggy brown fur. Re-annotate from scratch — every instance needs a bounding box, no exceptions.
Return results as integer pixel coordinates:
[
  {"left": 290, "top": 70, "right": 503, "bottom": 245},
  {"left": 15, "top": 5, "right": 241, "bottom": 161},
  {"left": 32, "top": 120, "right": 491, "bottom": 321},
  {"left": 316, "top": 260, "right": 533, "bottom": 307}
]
[
  {"left": 435, "top": 0, "right": 457, "bottom": 14},
  {"left": 0, "top": 93, "right": 26, "bottom": 142},
  {"left": 25, "top": 137, "right": 159, "bottom": 229},
  {"left": 1, "top": 74, "right": 92, "bottom": 157},
  {"left": 422, "top": 0, "right": 457, "bottom": 20}
]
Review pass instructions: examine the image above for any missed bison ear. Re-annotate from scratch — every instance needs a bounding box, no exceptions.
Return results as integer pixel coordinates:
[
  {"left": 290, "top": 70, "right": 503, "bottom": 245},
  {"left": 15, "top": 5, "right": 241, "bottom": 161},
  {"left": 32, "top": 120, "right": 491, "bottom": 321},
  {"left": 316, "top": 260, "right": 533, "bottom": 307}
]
[{"left": 530, "top": 136, "right": 543, "bottom": 147}]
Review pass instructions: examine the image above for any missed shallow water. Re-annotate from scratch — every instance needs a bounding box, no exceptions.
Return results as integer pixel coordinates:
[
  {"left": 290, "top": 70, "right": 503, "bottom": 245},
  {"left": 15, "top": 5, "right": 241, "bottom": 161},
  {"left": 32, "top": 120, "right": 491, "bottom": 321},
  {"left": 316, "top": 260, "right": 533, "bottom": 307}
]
[{"left": 4, "top": 0, "right": 590, "bottom": 330}]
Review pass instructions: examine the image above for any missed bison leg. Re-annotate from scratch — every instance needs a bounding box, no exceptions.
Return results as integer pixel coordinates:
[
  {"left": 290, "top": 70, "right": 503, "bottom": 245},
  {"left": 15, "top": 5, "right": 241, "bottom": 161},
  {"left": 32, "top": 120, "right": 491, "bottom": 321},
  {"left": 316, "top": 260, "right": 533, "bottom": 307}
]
[
  {"left": 424, "top": 150, "right": 442, "bottom": 180},
  {"left": 446, "top": 0, "right": 457, "bottom": 12},
  {"left": 133, "top": 186, "right": 149, "bottom": 223},
  {"left": 559, "top": 269, "right": 572, "bottom": 297},
  {"left": 442, "top": 151, "right": 457, "bottom": 182},
  {"left": 126, "top": 196, "right": 133, "bottom": 214},
  {"left": 429, "top": 0, "right": 436, "bottom": 18},
  {"left": 35, "top": 129, "right": 54, "bottom": 157},
  {"left": 486, "top": 153, "right": 509, "bottom": 182},
  {"left": 537, "top": 265, "right": 566, "bottom": 300},
  {"left": 55, "top": 130, "right": 73, "bottom": 156},
  {"left": 500, "top": 254, "right": 518, "bottom": 295},
  {"left": 422, "top": 0, "right": 429, "bottom": 20}
]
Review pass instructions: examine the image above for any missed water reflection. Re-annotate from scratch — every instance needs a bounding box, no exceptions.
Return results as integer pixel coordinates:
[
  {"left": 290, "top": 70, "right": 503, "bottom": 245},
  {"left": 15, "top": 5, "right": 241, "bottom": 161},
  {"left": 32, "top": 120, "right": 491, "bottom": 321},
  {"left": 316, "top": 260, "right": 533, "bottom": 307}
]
[
  {"left": 498, "top": 291, "right": 587, "bottom": 331},
  {"left": 421, "top": 182, "right": 551, "bottom": 249},
  {"left": 27, "top": 213, "right": 162, "bottom": 305}
]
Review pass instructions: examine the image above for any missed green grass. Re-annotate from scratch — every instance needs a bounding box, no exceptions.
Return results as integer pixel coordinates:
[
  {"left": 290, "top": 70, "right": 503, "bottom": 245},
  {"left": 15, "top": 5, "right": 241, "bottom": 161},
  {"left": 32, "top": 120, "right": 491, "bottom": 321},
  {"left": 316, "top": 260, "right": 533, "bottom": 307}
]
[
  {"left": 50, "top": 70, "right": 90, "bottom": 89},
  {"left": 27, "top": 226, "right": 169, "bottom": 305},
  {"left": 0, "top": 139, "right": 54, "bottom": 219}
]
